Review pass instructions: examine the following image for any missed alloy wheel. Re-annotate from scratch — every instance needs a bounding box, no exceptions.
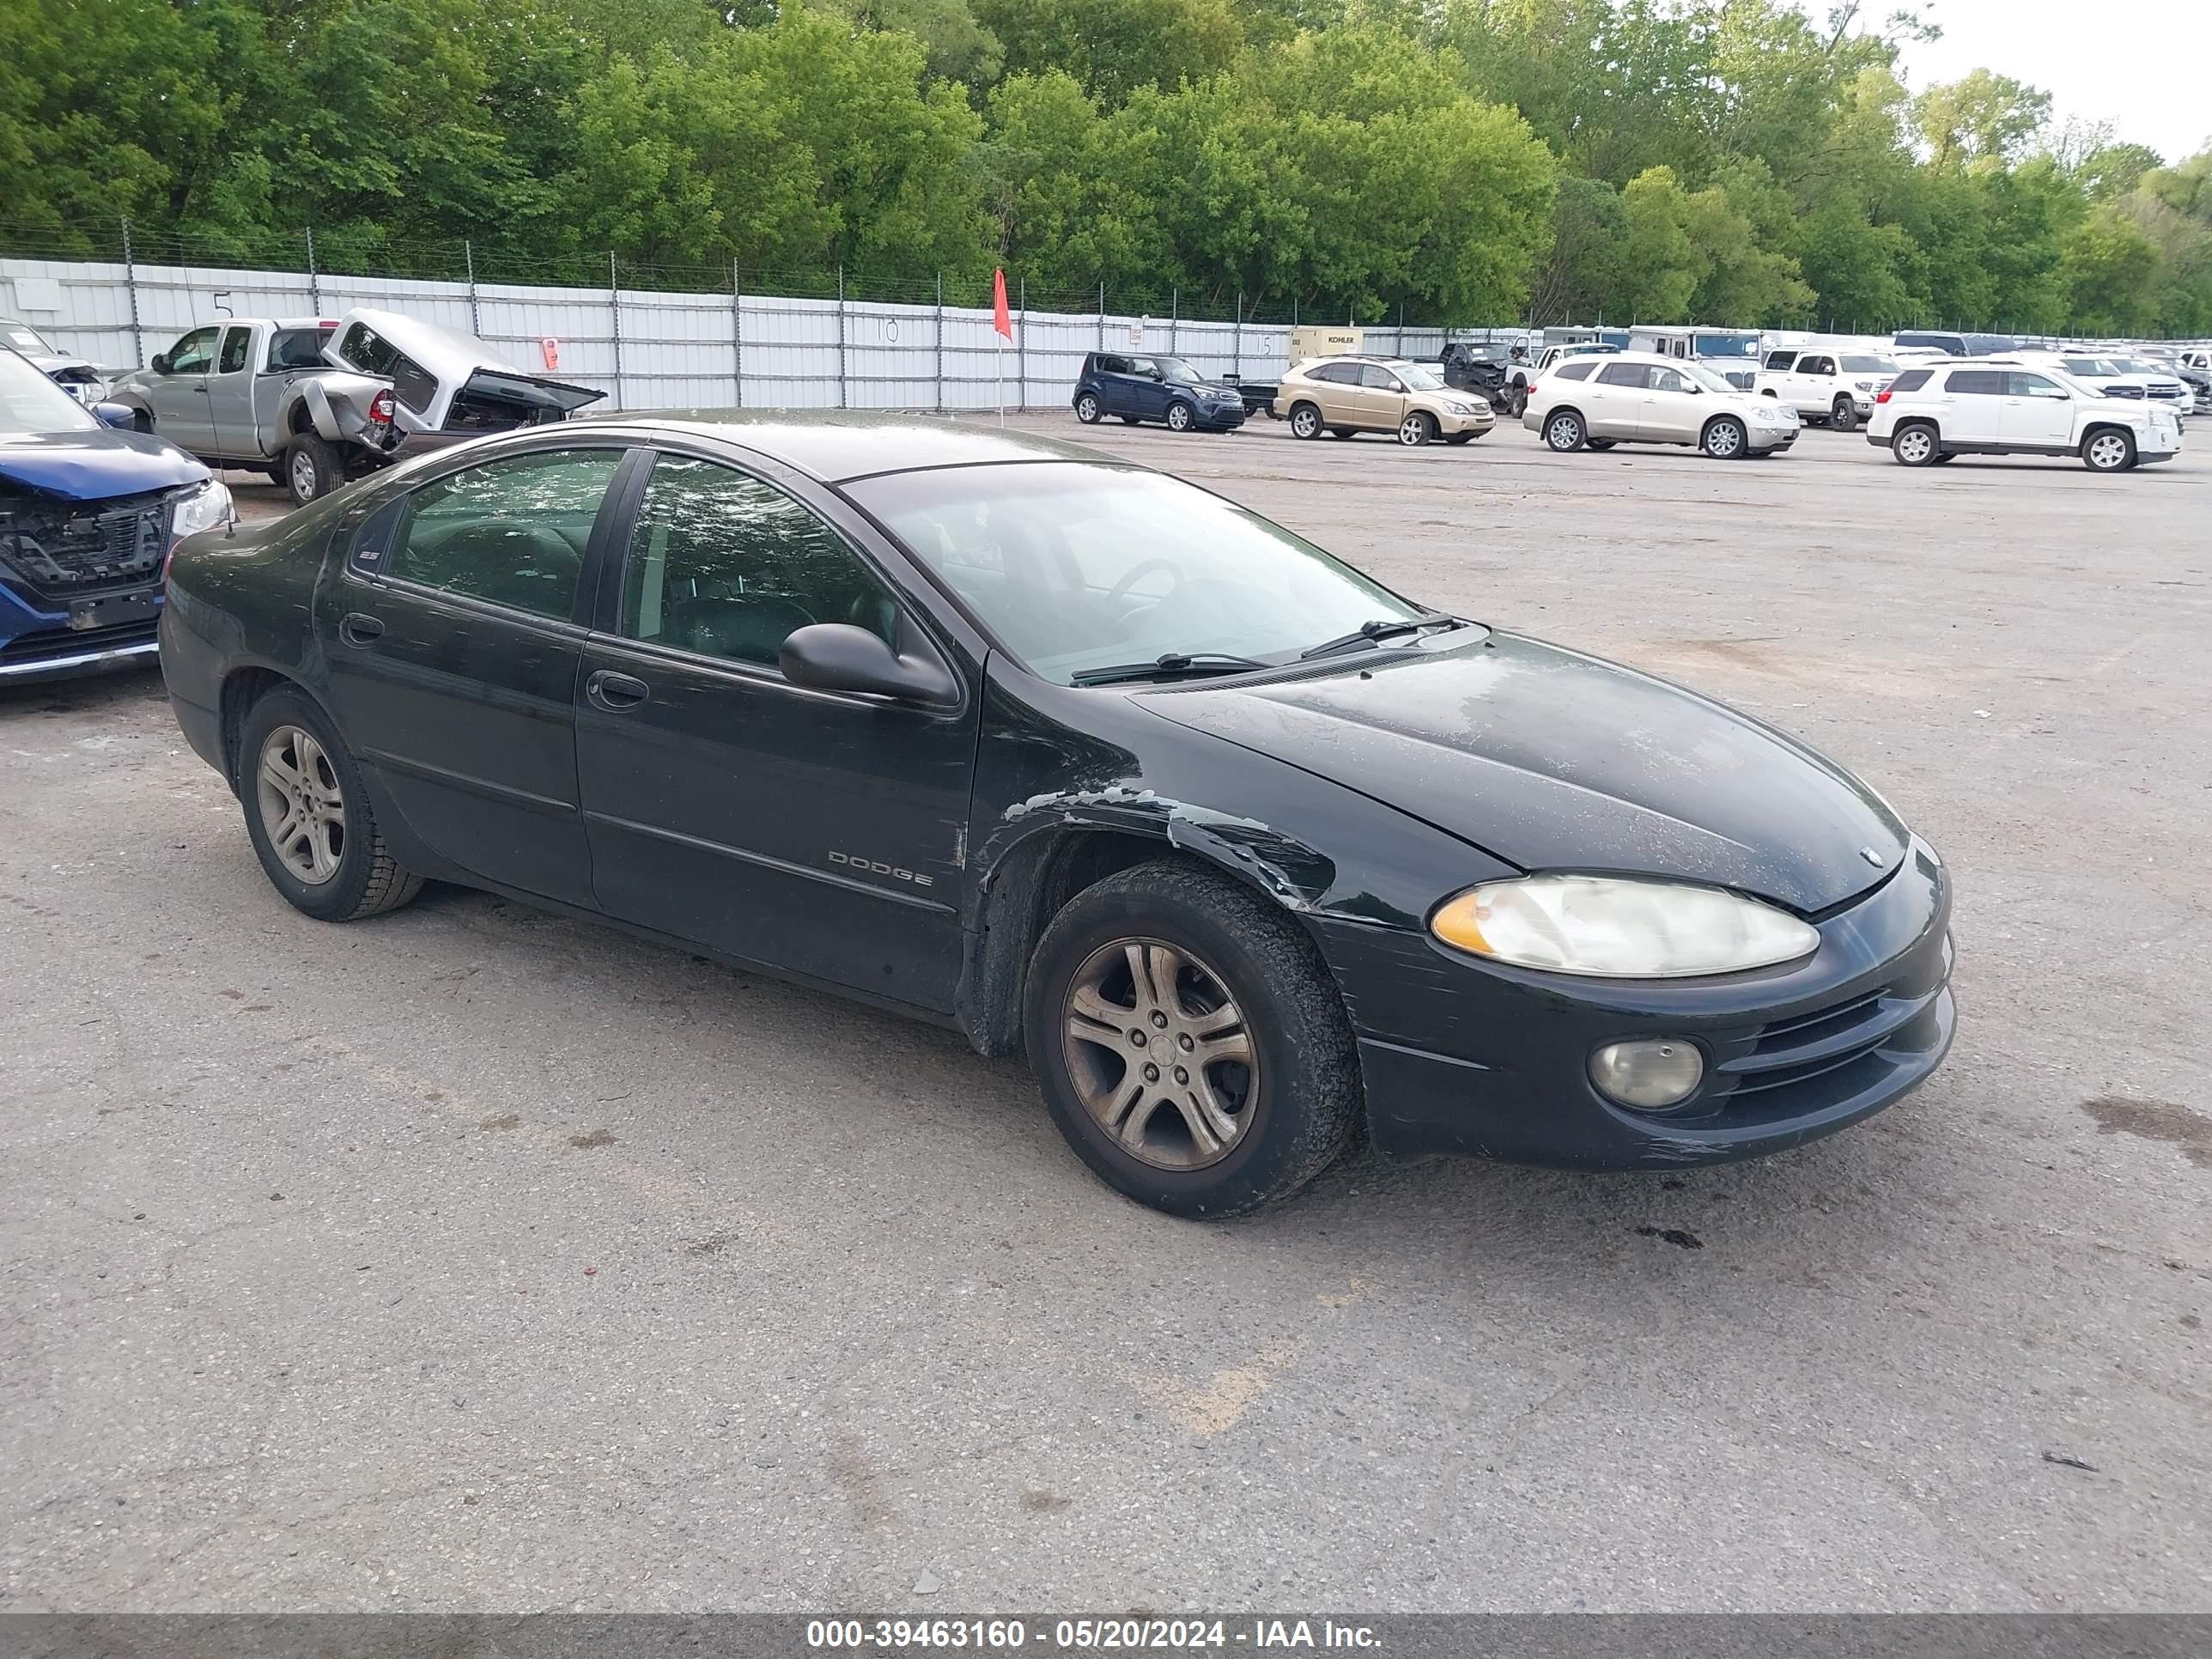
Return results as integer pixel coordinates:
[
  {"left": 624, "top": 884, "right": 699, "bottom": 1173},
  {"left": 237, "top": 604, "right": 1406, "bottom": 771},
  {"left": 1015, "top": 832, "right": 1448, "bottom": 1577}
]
[
  {"left": 1705, "top": 419, "right": 1744, "bottom": 459},
  {"left": 1167, "top": 403, "right": 1192, "bottom": 432},
  {"left": 1060, "top": 938, "right": 1259, "bottom": 1171},
  {"left": 1545, "top": 412, "right": 1582, "bottom": 451},
  {"left": 1894, "top": 428, "right": 1935, "bottom": 465},
  {"left": 289, "top": 447, "right": 319, "bottom": 503},
  {"left": 1398, "top": 413, "right": 1431, "bottom": 446},
  {"left": 2086, "top": 432, "right": 2130, "bottom": 471},
  {"left": 1075, "top": 392, "right": 1100, "bottom": 423},
  {"left": 257, "top": 725, "right": 346, "bottom": 884},
  {"left": 1291, "top": 405, "right": 1321, "bottom": 439}
]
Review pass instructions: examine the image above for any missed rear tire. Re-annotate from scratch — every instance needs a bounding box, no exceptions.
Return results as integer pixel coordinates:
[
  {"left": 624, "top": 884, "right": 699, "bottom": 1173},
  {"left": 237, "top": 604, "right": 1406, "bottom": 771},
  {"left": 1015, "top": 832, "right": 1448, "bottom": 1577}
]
[
  {"left": 1585, "top": 437, "right": 1615, "bottom": 451},
  {"left": 1328, "top": 426, "right": 1354, "bottom": 439},
  {"left": 1024, "top": 860, "right": 1362, "bottom": 1218},
  {"left": 1444, "top": 432, "right": 1475, "bottom": 446},
  {"left": 1073, "top": 392, "right": 1102, "bottom": 424},
  {"left": 1701, "top": 416, "right": 1748, "bottom": 459},
  {"left": 1542, "top": 409, "right": 1586, "bottom": 453},
  {"left": 1831, "top": 396, "right": 1857, "bottom": 433},
  {"left": 284, "top": 433, "right": 344, "bottom": 506},
  {"left": 237, "top": 686, "right": 423, "bottom": 923},
  {"left": 1289, "top": 402, "right": 1322, "bottom": 440},
  {"left": 1891, "top": 422, "right": 1940, "bottom": 467}
]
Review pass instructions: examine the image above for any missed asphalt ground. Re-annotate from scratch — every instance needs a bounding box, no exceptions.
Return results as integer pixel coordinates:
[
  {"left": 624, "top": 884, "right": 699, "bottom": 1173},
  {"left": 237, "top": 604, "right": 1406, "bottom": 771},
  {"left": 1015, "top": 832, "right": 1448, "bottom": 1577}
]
[{"left": 4, "top": 413, "right": 2209, "bottom": 1612}]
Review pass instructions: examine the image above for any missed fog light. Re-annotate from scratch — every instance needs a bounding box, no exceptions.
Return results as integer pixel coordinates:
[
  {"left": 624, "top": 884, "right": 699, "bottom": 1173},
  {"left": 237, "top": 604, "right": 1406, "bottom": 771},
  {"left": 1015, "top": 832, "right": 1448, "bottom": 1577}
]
[{"left": 1589, "top": 1039, "right": 1704, "bottom": 1111}]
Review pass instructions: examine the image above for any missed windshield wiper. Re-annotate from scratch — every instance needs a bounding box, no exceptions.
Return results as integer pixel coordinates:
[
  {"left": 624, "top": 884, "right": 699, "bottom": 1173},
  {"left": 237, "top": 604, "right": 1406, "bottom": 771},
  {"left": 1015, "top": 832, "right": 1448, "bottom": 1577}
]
[
  {"left": 1071, "top": 653, "right": 1270, "bottom": 687},
  {"left": 1299, "top": 612, "right": 1462, "bottom": 662}
]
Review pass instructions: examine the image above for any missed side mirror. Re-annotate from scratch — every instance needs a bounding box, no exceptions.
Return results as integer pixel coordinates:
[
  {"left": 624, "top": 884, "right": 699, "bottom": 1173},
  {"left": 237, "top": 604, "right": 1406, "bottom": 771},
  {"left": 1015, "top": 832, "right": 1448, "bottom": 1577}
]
[
  {"left": 780, "top": 623, "right": 958, "bottom": 707},
  {"left": 150, "top": 353, "right": 171, "bottom": 374},
  {"left": 93, "top": 402, "right": 136, "bottom": 429}
]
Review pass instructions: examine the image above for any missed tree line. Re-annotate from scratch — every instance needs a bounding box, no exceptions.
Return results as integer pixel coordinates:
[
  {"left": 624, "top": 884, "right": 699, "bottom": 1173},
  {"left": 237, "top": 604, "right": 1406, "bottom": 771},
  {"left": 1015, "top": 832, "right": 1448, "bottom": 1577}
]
[{"left": 3, "top": 0, "right": 2208, "bottom": 334}]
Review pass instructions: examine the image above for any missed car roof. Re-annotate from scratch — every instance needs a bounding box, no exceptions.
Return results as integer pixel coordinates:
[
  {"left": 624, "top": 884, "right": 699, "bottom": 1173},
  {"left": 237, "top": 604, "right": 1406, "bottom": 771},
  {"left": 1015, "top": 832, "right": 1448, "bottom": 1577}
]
[{"left": 563, "top": 410, "right": 1116, "bottom": 484}]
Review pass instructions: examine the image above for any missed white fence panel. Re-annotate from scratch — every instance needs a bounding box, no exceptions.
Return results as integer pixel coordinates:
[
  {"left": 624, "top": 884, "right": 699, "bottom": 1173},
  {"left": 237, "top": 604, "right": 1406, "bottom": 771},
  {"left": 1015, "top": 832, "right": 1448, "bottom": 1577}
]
[{"left": 3, "top": 255, "right": 1473, "bottom": 412}]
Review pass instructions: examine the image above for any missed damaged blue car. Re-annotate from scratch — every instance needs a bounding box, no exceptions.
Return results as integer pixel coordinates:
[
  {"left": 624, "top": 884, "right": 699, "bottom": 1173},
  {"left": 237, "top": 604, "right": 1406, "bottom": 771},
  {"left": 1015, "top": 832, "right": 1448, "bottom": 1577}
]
[{"left": 2, "top": 344, "right": 234, "bottom": 683}]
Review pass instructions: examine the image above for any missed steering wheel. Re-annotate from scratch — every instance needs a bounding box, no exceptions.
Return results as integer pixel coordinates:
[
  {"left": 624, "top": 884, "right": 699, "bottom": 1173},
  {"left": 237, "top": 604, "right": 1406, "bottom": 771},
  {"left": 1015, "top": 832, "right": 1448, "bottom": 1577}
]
[{"left": 1105, "top": 558, "right": 1182, "bottom": 608}]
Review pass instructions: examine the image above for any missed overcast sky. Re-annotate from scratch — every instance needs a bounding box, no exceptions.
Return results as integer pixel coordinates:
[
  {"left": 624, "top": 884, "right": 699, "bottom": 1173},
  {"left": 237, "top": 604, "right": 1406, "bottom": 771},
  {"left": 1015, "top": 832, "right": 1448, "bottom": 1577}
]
[{"left": 1887, "top": 0, "right": 2210, "bottom": 164}]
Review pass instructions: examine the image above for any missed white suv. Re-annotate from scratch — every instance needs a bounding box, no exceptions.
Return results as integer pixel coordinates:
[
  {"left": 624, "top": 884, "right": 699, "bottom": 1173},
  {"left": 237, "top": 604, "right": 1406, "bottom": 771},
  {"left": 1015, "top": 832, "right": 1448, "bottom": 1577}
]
[
  {"left": 1523, "top": 351, "right": 1799, "bottom": 459},
  {"left": 1754, "top": 348, "right": 1897, "bottom": 431},
  {"left": 1866, "top": 362, "right": 2182, "bottom": 472}
]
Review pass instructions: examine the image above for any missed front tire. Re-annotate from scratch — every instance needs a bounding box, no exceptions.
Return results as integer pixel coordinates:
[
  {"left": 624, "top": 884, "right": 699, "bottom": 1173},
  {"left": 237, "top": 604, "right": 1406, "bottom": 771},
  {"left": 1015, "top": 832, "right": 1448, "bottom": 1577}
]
[
  {"left": 1397, "top": 410, "right": 1435, "bottom": 447},
  {"left": 238, "top": 687, "right": 423, "bottom": 923},
  {"left": 1891, "top": 422, "right": 1940, "bottom": 467},
  {"left": 1702, "top": 416, "right": 1748, "bottom": 459},
  {"left": 1543, "top": 409, "right": 1586, "bottom": 453},
  {"left": 284, "top": 433, "right": 344, "bottom": 506},
  {"left": 1165, "top": 400, "right": 1194, "bottom": 433},
  {"left": 1073, "top": 392, "right": 1102, "bottom": 424},
  {"left": 2082, "top": 428, "right": 2134, "bottom": 472},
  {"left": 1507, "top": 384, "right": 1528, "bottom": 418},
  {"left": 1024, "top": 860, "right": 1362, "bottom": 1218}
]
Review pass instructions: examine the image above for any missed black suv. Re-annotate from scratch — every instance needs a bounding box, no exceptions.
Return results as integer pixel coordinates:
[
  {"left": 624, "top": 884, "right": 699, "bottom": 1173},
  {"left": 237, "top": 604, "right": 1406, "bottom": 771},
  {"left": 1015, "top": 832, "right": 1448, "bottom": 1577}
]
[{"left": 1071, "top": 353, "right": 1245, "bottom": 434}]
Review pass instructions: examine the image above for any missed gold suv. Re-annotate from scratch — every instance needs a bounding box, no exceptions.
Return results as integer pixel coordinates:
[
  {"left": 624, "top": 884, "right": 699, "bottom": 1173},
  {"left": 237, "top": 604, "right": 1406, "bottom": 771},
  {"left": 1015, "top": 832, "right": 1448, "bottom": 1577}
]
[{"left": 1273, "top": 356, "right": 1497, "bottom": 446}]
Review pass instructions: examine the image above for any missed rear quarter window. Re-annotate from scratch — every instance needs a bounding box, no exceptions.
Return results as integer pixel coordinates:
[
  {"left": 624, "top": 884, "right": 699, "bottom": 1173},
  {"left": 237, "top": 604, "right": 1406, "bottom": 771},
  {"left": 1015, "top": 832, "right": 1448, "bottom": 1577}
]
[{"left": 1887, "top": 369, "right": 1933, "bottom": 393}]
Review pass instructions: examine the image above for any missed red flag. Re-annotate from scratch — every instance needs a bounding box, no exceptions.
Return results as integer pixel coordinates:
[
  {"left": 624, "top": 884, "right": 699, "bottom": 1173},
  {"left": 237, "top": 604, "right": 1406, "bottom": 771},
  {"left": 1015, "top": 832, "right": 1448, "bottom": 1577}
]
[{"left": 992, "top": 268, "right": 1013, "bottom": 341}]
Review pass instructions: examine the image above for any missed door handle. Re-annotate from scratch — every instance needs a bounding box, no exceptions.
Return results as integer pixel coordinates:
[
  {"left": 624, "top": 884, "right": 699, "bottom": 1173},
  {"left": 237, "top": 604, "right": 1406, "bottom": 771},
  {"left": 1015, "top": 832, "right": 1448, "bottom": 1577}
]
[
  {"left": 338, "top": 612, "right": 384, "bottom": 647},
  {"left": 586, "top": 669, "right": 650, "bottom": 711}
]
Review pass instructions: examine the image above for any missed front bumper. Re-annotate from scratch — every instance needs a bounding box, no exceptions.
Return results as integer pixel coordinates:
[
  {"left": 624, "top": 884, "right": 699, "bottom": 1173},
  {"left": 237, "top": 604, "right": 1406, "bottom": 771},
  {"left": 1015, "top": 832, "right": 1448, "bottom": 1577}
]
[
  {"left": 0, "top": 580, "right": 163, "bottom": 684},
  {"left": 1320, "top": 840, "right": 1954, "bottom": 1169},
  {"left": 1193, "top": 404, "right": 1247, "bottom": 430},
  {"left": 1747, "top": 419, "right": 1799, "bottom": 451},
  {"left": 1435, "top": 406, "right": 1496, "bottom": 436}
]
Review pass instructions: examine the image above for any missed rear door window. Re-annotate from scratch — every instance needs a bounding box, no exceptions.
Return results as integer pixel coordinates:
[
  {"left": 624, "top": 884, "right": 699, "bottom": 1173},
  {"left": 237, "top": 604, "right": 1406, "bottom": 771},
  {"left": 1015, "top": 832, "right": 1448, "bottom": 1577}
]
[
  {"left": 1946, "top": 370, "right": 2002, "bottom": 395},
  {"left": 1596, "top": 362, "right": 1650, "bottom": 388},
  {"left": 379, "top": 447, "right": 623, "bottom": 621}
]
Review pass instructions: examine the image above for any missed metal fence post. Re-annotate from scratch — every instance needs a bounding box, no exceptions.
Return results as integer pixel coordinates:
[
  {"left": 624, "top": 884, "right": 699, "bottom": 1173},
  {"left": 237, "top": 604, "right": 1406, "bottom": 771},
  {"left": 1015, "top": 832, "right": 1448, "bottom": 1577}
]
[
  {"left": 836, "top": 267, "right": 848, "bottom": 410},
  {"left": 465, "top": 240, "right": 481, "bottom": 338},
  {"left": 120, "top": 216, "right": 143, "bottom": 368},
  {"left": 608, "top": 251, "right": 624, "bottom": 411},
  {"left": 1018, "top": 275, "right": 1028, "bottom": 413},
  {"left": 1170, "top": 286, "right": 1179, "bottom": 354},
  {"left": 933, "top": 272, "right": 945, "bottom": 414},
  {"left": 306, "top": 226, "right": 320, "bottom": 317},
  {"left": 1396, "top": 300, "right": 1406, "bottom": 359},
  {"left": 1097, "top": 283, "right": 1105, "bottom": 350},
  {"left": 732, "top": 260, "right": 744, "bottom": 407}
]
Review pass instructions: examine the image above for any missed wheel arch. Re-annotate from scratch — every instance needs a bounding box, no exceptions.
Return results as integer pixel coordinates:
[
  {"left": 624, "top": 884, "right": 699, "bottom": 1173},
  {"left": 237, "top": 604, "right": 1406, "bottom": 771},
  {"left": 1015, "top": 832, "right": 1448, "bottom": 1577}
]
[
  {"left": 2079, "top": 420, "right": 2136, "bottom": 452},
  {"left": 218, "top": 665, "right": 331, "bottom": 795},
  {"left": 1542, "top": 402, "right": 1588, "bottom": 430}
]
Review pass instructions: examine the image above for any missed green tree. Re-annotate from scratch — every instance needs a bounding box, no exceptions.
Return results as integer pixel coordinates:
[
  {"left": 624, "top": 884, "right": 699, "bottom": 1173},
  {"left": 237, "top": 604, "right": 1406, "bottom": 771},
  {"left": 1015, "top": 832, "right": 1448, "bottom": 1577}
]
[{"left": 975, "top": 0, "right": 1243, "bottom": 101}]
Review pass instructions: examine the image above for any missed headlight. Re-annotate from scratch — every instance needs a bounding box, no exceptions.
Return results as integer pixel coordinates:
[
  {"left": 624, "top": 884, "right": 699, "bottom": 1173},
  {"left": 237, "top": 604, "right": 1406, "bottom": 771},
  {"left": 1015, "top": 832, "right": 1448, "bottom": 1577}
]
[
  {"left": 1754, "top": 405, "right": 1781, "bottom": 423},
  {"left": 1854, "top": 380, "right": 1874, "bottom": 391},
  {"left": 1430, "top": 875, "right": 1820, "bottom": 977},
  {"left": 169, "top": 477, "right": 234, "bottom": 543}
]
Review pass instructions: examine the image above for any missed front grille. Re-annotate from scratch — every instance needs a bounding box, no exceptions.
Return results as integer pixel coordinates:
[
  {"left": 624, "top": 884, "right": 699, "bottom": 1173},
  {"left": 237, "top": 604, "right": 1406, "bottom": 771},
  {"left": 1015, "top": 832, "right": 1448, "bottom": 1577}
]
[
  {"left": 1722, "top": 370, "right": 1756, "bottom": 390},
  {"left": 0, "top": 491, "right": 170, "bottom": 606},
  {"left": 1698, "top": 971, "right": 1948, "bottom": 1125}
]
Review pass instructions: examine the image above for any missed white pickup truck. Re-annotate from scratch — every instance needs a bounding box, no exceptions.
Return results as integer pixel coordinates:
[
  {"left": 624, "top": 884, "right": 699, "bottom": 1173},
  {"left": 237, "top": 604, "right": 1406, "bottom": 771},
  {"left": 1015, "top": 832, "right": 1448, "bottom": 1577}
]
[
  {"left": 109, "top": 308, "right": 603, "bottom": 506},
  {"left": 1754, "top": 348, "right": 1899, "bottom": 431}
]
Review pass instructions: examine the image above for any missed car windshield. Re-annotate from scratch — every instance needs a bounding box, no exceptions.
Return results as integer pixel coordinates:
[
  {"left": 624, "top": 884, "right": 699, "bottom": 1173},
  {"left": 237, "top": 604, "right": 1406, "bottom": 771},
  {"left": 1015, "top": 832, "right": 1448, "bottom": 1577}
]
[
  {"left": 1393, "top": 362, "right": 1445, "bottom": 390},
  {"left": 4, "top": 322, "right": 58, "bottom": 355},
  {"left": 847, "top": 462, "right": 1425, "bottom": 685},
  {"left": 0, "top": 349, "right": 99, "bottom": 437},
  {"left": 1682, "top": 362, "right": 1740, "bottom": 394},
  {"left": 1839, "top": 356, "right": 1895, "bottom": 374},
  {"left": 2059, "top": 358, "right": 2115, "bottom": 375},
  {"left": 1692, "top": 333, "right": 1760, "bottom": 359},
  {"left": 1155, "top": 357, "right": 1206, "bottom": 385}
]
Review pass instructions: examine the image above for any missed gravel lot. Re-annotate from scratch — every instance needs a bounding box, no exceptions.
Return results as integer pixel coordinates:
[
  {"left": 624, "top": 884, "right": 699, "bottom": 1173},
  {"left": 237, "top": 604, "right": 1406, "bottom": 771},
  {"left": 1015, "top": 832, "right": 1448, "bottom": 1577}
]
[{"left": 5, "top": 417, "right": 2209, "bottom": 1613}]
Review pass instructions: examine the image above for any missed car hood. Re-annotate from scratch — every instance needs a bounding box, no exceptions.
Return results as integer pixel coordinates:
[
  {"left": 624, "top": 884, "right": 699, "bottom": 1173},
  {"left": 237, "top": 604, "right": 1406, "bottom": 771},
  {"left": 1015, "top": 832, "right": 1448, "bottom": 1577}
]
[
  {"left": 1137, "top": 629, "right": 1908, "bottom": 915},
  {"left": 0, "top": 428, "right": 209, "bottom": 500}
]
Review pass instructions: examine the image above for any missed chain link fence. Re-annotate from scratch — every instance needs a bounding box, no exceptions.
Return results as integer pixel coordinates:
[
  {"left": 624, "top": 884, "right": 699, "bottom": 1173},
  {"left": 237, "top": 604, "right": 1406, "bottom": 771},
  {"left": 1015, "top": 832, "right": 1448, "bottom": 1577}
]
[{"left": 0, "top": 221, "right": 1510, "bottom": 413}]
